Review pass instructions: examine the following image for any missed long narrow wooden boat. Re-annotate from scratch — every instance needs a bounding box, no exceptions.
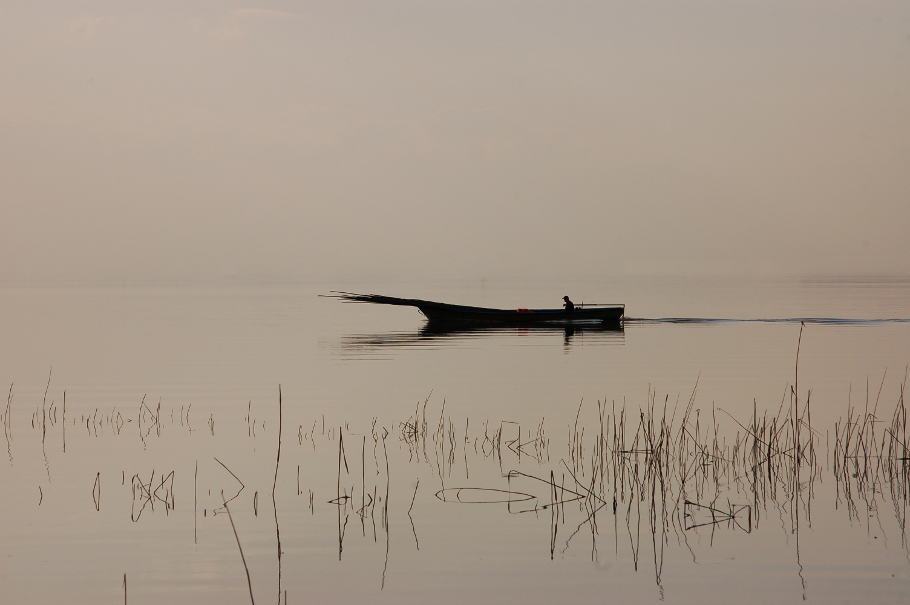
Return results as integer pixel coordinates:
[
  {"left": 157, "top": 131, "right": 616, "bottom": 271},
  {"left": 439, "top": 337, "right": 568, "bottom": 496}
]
[{"left": 328, "top": 292, "right": 624, "bottom": 324}]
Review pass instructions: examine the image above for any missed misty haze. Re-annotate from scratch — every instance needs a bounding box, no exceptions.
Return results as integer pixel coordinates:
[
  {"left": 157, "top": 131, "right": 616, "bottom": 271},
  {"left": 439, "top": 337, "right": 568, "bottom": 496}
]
[{"left": 2, "top": 2, "right": 910, "bottom": 604}]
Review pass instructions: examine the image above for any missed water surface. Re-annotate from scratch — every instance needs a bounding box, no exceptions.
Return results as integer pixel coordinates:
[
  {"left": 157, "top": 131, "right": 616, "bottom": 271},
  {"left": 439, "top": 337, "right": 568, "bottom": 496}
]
[{"left": 2, "top": 277, "right": 909, "bottom": 603}]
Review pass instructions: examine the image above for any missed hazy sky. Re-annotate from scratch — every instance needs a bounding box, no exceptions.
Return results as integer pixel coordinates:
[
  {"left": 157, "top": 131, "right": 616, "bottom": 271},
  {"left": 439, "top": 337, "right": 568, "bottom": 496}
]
[{"left": 2, "top": 1, "right": 909, "bottom": 281}]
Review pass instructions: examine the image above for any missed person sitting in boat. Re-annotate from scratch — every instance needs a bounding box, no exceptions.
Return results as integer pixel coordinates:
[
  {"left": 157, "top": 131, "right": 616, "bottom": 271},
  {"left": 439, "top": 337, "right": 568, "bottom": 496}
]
[{"left": 563, "top": 296, "right": 575, "bottom": 313}]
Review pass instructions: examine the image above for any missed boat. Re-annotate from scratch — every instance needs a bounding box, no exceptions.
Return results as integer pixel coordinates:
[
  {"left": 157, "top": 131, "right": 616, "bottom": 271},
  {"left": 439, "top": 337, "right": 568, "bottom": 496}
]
[{"left": 327, "top": 292, "right": 624, "bottom": 325}]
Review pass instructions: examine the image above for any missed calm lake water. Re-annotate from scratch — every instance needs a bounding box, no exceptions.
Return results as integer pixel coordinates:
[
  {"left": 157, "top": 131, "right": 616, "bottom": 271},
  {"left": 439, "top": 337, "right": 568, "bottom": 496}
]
[{"left": 2, "top": 276, "right": 910, "bottom": 604}]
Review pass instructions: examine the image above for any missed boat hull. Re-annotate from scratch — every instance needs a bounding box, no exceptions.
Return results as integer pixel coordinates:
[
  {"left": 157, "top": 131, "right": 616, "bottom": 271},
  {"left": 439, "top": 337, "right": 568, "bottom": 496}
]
[{"left": 415, "top": 301, "right": 624, "bottom": 324}]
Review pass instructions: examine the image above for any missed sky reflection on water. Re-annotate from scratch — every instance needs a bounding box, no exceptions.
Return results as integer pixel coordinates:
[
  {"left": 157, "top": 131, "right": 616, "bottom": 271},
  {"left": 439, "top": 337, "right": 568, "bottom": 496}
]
[{"left": 2, "top": 278, "right": 910, "bottom": 603}]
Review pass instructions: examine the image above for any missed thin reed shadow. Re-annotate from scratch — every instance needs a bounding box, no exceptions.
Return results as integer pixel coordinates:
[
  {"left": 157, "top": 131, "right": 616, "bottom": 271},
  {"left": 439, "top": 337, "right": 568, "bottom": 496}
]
[
  {"left": 273, "top": 386, "right": 283, "bottom": 604},
  {"left": 222, "top": 489, "right": 255, "bottom": 605}
]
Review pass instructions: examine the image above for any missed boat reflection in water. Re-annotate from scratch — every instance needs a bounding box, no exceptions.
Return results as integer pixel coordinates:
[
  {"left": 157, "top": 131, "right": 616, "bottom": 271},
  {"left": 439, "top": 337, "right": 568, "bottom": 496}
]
[{"left": 337, "top": 320, "right": 624, "bottom": 354}]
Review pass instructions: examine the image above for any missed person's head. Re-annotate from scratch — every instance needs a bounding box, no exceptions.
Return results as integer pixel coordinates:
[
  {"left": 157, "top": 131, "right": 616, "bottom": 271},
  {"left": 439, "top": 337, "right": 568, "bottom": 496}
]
[{"left": 563, "top": 296, "right": 571, "bottom": 302}]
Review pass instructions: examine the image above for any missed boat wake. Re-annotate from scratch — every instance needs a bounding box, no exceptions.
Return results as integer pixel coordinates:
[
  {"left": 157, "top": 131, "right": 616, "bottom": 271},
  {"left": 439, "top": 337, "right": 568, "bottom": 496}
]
[{"left": 625, "top": 317, "right": 910, "bottom": 325}]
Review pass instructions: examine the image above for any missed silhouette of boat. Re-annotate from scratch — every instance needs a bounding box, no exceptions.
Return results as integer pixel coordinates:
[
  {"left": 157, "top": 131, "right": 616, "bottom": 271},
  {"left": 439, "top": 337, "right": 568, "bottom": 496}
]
[{"left": 328, "top": 292, "right": 624, "bottom": 325}]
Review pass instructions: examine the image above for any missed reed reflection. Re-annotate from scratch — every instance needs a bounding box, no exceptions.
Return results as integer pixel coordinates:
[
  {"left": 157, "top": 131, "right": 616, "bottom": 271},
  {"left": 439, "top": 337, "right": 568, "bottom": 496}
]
[{"left": 5, "top": 332, "right": 910, "bottom": 604}]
